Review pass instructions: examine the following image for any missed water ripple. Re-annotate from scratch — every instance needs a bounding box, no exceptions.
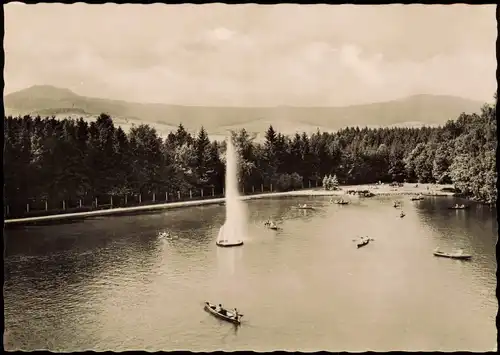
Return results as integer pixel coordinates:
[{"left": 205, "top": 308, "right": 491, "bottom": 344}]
[{"left": 3, "top": 197, "right": 497, "bottom": 352}]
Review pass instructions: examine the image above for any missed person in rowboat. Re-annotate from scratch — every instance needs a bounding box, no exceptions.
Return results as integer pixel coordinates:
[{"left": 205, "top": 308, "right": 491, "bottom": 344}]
[
  {"left": 221, "top": 304, "right": 228, "bottom": 315},
  {"left": 233, "top": 308, "right": 239, "bottom": 319}
]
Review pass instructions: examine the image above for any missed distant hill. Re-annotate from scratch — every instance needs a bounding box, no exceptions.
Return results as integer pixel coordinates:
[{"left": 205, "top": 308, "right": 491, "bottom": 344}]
[{"left": 4, "top": 85, "right": 485, "bottom": 138}]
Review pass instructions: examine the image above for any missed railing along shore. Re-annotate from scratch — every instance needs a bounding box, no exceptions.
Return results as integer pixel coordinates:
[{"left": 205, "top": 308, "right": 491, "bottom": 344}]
[{"left": 3, "top": 182, "right": 460, "bottom": 226}]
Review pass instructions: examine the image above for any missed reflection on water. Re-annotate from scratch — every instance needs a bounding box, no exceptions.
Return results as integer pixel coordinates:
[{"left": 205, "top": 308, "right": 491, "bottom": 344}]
[{"left": 4, "top": 196, "right": 497, "bottom": 351}]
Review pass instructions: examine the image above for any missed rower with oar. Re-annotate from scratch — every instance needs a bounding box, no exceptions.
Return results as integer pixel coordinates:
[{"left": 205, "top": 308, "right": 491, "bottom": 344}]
[{"left": 352, "top": 235, "right": 374, "bottom": 242}]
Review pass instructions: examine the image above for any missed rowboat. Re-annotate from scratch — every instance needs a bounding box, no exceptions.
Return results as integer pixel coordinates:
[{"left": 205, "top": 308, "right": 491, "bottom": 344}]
[
  {"left": 357, "top": 238, "right": 370, "bottom": 248},
  {"left": 264, "top": 221, "right": 279, "bottom": 230},
  {"left": 433, "top": 249, "right": 471, "bottom": 260},
  {"left": 296, "top": 204, "right": 315, "bottom": 210},
  {"left": 216, "top": 240, "right": 244, "bottom": 247},
  {"left": 411, "top": 196, "right": 424, "bottom": 201},
  {"left": 204, "top": 301, "right": 242, "bottom": 325},
  {"left": 448, "top": 204, "right": 469, "bottom": 210},
  {"left": 333, "top": 200, "right": 350, "bottom": 205}
]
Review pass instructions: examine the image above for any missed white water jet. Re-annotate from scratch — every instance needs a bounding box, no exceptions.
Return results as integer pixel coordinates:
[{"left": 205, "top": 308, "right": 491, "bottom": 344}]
[{"left": 216, "top": 136, "right": 247, "bottom": 247}]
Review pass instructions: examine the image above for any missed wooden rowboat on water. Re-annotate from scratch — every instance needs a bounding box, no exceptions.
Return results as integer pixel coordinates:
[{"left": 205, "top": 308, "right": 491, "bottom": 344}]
[
  {"left": 264, "top": 221, "right": 280, "bottom": 230},
  {"left": 433, "top": 248, "right": 471, "bottom": 260},
  {"left": 204, "top": 301, "right": 243, "bottom": 325},
  {"left": 448, "top": 204, "right": 469, "bottom": 210},
  {"left": 333, "top": 200, "right": 350, "bottom": 205},
  {"left": 357, "top": 238, "right": 371, "bottom": 248},
  {"left": 296, "top": 204, "right": 315, "bottom": 210},
  {"left": 216, "top": 240, "right": 244, "bottom": 247}
]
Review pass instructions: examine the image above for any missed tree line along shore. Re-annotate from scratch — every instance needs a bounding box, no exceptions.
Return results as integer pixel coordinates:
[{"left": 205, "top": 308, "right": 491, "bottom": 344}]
[{"left": 3, "top": 94, "right": 496, "bottom": 219}]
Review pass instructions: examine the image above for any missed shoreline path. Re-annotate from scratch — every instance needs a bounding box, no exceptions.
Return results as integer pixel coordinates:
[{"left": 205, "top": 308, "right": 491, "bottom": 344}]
[{"left": 4, "top": 184, "right": 454, "bottom": 226}]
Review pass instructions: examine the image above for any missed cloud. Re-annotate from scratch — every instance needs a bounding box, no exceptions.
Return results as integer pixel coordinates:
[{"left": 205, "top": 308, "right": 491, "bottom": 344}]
[{"left": 3, "top": 3, "right": 497, "bottom": 106}]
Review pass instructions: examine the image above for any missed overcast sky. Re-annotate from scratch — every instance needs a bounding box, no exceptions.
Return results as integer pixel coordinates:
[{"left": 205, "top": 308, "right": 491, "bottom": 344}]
[{"left": 4, "top": 3, "right": 497, "bottom": 106}]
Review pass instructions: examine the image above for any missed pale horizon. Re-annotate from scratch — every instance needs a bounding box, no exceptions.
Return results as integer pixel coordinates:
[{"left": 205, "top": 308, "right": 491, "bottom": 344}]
[{"left": 4, "top": 3, "right": 497, "bottom": 107}]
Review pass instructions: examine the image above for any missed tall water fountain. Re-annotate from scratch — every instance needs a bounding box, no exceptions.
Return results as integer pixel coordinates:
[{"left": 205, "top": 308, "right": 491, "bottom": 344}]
[{"left": 216, "top": 136, "right": 247, "bottom": 247}]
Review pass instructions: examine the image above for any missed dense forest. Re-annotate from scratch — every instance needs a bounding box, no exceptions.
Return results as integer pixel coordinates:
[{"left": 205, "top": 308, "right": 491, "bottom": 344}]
[{"left": 3, "top": 94, "right": 496, "bottom": 217}]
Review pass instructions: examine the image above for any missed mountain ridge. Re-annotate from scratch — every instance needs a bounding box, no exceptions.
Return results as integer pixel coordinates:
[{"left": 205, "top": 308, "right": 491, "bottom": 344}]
[{"left": 4, "top": 85, "right": 485, "bottom": 138}]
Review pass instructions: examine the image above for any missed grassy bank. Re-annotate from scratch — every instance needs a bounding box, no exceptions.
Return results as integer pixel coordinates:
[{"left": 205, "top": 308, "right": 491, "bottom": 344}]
[{"left": 4, "top": 183, "right": 457, "bottom": 226}]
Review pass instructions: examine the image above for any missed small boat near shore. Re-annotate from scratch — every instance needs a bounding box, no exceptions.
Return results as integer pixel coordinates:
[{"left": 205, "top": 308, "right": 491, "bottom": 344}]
[
  {"left": 448, "top": 204, "right": 469, "bottom": 210},
  {"left": 204, "top": 302, "right": 243, "bottom": 325},
  {"left": 411, "top": 195, "right": 424, "bottom": 201},
  {"left": 332, "top": 199, "right": 350, "bottom": 205},
  {"left": 295, "top": 204, "right": 315, "bottom": 210},
  {"left": 433, "top": 248, "right": 471, "bottom": 260}
]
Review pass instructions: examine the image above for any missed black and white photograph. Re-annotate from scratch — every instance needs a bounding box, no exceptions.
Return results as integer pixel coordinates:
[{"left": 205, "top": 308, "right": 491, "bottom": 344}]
[{"left": 3, "top": 3, "right": 497, "bottom": 352}]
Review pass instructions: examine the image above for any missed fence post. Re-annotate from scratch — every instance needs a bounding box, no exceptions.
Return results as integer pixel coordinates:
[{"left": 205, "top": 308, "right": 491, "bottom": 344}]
[
  {"left": 45, "top": 200, "right": 48, "bottom": 211},
  {"left": 26, "top": 203, "right": 30, "bottom": 213},
  {"left": 212, "top": 187, "right": 215, "bottom": 197},
  {"left": 165, "top": 192, "right": 168, "bottom": 202},
  {"left": 95, "top": 197, "right": 98, "bottom": 208},
  {"left": 315, "top": 180, "right": 318, "bottom": 187},
  {"left": 79, "top": 199, "right": 82, "bottom": 208},
  {"left": 261, "top": 184, "right": 264, "bottom": 192},
  {"left": 63, "top": 200, "right": 66, "bottom": 210},
  {"left": 153, "top": 193, "right": 156, "bottom": 202},
  {"left": 177, "top": 191, "right": 181, "bottom": 200},
  {"left": 252, "top": 186, "right": 255, "bottom": 193},
  {"left": 190, "top": 190, "right": 193, "bottom": 199},
  {"left": 110, "top": 196, "right": 113, "bottom": 208},
  {"left": 125, "top": 195, "right": 128, "bottom": 205},
  {"left": 309, "top": 180, "right": 312, "bottom": 188},
  {"left": 270, "top": 184, "right": 273, "bottom": 192},
  {"left": 201, "top": 189, "right": 204, "bottom": 197},
  {"left": 139, "top": 194, "right": 142, "bottom": 204}
]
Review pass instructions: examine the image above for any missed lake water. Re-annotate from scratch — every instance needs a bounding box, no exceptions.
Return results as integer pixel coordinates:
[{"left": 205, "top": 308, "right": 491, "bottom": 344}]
[{"left": 3, "top": 195, "right": 497, "bottom": 351}]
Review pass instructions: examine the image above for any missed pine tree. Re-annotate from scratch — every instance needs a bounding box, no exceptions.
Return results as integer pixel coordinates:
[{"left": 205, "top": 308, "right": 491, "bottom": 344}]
[{"left": 331, "top": 174, "right": 339, "bottom": 190}]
